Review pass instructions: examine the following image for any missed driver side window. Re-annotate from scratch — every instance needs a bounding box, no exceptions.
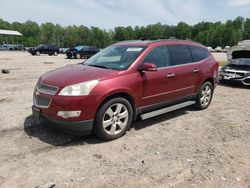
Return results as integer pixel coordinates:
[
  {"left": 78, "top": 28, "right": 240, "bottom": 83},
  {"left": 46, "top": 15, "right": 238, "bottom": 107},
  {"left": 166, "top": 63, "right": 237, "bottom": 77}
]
[{"left": 143, "top": 46, "right": 171, "bottom": 68}]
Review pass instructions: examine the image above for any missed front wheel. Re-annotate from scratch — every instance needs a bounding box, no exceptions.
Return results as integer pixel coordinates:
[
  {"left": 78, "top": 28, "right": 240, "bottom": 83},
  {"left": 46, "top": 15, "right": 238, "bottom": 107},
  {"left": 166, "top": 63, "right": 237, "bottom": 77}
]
[
  {"left": 35, "top": 51, "right": 40, "bottom": 56},
  {"left": 75, "top": 53, "right": 81, "bottom": 59},
  {"left": 54, "top": 51, "right": 58, "bottom": 56},
  {"left": 195, "top": 82, "right": 214, "bottom": 110},
  {"left": 94, "top": 98, "right": 133, "bottom": 140}
]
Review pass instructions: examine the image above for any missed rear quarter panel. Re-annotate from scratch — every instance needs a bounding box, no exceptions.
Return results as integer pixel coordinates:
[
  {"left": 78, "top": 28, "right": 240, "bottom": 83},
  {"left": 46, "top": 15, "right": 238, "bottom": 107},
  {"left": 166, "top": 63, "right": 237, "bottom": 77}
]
[{"left": 197, "top": 54, "right": 219, "bottom": 91}]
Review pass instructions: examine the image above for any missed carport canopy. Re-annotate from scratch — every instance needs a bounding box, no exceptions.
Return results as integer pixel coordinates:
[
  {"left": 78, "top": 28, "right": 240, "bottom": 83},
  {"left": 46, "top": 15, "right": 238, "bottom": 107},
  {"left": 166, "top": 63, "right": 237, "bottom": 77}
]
[{"left": 0, "top": 29, "right": 23, "bottom": 36}]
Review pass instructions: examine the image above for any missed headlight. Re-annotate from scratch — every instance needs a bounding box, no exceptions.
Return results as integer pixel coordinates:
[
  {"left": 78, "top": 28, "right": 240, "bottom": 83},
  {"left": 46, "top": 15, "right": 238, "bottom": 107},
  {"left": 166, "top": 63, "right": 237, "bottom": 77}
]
[{"left": 59, "top": 80, "right": 99, "bottom": 96}]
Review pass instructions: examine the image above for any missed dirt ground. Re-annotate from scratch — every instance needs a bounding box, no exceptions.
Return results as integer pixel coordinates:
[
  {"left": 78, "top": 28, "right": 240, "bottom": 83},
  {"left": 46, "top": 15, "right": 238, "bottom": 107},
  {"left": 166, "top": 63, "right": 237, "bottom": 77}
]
[{"left": 0, "top": 52, "right": 249, "bottom": 188}]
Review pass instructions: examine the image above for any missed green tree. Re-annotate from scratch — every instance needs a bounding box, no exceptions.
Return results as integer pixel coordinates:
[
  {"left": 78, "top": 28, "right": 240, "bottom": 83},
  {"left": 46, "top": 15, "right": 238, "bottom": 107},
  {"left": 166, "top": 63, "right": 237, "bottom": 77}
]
[{"left": 176, "top": 22, "right": 192, "bottom": 39}]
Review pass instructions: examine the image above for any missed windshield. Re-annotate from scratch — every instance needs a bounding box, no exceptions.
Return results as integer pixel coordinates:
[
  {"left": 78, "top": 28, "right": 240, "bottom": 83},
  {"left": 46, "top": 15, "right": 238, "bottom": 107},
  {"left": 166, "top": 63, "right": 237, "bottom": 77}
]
[
  {"left": 84, "top": 45, "right": 146, "bottom": 70},
  {"left": 75, "top": 46, "right": 85, "bottom": 51}
]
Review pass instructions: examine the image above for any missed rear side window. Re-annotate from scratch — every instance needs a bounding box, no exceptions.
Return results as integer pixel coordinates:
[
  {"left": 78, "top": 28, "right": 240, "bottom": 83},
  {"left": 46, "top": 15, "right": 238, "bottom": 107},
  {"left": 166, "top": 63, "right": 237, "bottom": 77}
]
[
  {"left": 143, "top": 46, "right": 171, "bottom": 68},
  {"left": 189, "top": 46, "right": 209, "bottom": 62},
  {"left": 169, "top": 45, "right": 192, "bottom": 65}
]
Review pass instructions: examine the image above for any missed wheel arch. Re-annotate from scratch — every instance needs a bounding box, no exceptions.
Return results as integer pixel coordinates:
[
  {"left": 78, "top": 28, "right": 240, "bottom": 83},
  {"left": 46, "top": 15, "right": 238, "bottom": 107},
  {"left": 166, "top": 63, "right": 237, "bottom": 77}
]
[
  {"left": 201, "top": 77, "right": 215, "bottom": 89},
  {"left": 97, "top": 92, "right": 137, "bottom": 121}
]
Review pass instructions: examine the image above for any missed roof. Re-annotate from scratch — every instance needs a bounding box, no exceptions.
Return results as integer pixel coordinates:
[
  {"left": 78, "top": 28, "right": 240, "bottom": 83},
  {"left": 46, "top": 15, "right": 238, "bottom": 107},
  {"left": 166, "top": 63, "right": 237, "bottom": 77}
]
[
  {"left": 0, "top": 29, "right": 23, "bottom": 36},
  {"left": 115, "top": 39, "right": 203, "bottom": 47}
]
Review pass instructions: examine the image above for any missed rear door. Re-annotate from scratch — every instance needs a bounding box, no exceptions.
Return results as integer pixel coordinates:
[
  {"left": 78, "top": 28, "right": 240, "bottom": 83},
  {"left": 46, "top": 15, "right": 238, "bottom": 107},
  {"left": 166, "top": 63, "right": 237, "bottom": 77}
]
[{"left": 168, "top": 45, "right": 200, "bottom": 97}]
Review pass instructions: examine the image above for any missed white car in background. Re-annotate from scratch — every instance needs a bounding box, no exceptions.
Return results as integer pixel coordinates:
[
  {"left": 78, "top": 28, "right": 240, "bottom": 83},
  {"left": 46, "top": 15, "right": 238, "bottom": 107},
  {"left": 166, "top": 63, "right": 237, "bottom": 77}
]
[
  {"left": 207, "top": 47, "right": 214, "bottom": 52},
  {"left": 215, "top": 46, "right": 223, "bottom": 52},
  {"left": 223, "top": 46, "right": 230, "bottom": 52}
]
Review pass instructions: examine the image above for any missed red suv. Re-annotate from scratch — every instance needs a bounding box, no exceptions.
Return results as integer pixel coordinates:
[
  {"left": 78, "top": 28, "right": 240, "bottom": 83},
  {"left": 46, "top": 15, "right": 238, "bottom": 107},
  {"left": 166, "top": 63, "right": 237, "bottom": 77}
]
[{"left": 33, "top": 40, "right": 219, "bottom": 140}]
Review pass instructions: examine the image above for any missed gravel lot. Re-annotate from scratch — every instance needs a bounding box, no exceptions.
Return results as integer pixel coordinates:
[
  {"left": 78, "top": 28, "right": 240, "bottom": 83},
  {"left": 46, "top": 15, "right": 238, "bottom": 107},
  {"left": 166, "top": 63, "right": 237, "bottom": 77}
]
[{"left": 0, "top": 52, "right": 249, "bottom": 188}]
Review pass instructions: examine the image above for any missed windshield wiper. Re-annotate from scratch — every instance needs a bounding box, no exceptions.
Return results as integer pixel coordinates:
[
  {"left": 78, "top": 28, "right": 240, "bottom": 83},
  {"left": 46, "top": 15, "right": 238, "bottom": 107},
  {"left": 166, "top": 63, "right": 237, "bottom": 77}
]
[{"left": 87, "top": 64, "right": 111, "bottom": 69}]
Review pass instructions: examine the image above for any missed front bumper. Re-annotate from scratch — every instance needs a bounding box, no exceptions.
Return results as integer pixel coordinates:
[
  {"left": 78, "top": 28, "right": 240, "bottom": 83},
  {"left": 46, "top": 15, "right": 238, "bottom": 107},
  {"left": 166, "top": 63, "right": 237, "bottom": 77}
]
[
  {"left": 219, "top": 72, "right": 250, "bottom": 86},
  {"left": 43, "top": 115, "right": 94, "bottom": 136},
  {"left": 33, "top": 105, "right": 93, "bottom": 135}
]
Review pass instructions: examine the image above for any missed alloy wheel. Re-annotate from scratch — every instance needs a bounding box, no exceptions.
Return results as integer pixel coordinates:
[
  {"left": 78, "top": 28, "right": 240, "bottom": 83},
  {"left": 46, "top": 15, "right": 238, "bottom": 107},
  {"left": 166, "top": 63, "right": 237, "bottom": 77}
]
[
  {"left": 200, "top": 85, "right": 212, "bottom": 107},
  {"left": 102, "top": 103, "right": 129, "bottom": 135}
]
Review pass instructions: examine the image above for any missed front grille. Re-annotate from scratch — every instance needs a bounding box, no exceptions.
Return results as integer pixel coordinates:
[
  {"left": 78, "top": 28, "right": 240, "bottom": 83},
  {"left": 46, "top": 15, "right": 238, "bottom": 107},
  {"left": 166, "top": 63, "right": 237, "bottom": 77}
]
[
  {"left": 225, "top": 70, "right": 246, "bottom": 77},
  {"left": 34, "top": 94, "right": 51, "bottom": 108},
  {"left": 37, "top": 82, "right": 58, "bottom": 95}
]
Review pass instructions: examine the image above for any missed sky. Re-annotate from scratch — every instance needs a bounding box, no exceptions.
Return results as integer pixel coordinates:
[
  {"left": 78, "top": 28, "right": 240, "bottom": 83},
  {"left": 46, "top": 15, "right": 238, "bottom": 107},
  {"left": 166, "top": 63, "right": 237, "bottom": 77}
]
[{"left": 1, "top": 0, "right": 250, "bottom": 29}]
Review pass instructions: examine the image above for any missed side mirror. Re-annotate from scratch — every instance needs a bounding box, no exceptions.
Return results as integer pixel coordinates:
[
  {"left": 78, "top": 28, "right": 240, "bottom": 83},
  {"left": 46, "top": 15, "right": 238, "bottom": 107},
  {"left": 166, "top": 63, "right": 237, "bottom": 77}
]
[{"left": 140, "top": 62, "right": 157, "bottom": 71}]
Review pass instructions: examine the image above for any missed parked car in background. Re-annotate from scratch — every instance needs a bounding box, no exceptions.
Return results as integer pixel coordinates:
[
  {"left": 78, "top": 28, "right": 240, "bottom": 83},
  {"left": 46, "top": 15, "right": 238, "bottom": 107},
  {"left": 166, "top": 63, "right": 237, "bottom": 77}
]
[
  {"left": 0, "top": 45, "right": 7, "bottom": 51},
  {"left": 215, "top": 46, "right": 223, "bottom": 52},
  {"left": 1, "top": 44, "right": 24, "bottom": 51},
  {"left": 223, "top": 46, "right": 230, "bottom": 52},
  {"left": 29, "top": 44, "right": 59, "bottom": 56},
  {"left": 66, "top": 45, "right": 99, "bottom": 59},
  {"left": 207, "top": 47, "right": 214, "bottom": 52},
  {"left": 32, "top": 39, "right": 219, "bottom": 140},
  {"left": 219, "top": 41, "right": 250, "bottom": 85}
]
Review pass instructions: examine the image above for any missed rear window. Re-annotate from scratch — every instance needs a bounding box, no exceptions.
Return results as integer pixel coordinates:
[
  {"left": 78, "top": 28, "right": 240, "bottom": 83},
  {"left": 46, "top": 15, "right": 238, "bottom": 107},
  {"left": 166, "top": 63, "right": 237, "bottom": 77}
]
[
  {"left": 189, "top": 46, "right": 209, "bottom": 62},
  {"left": 169, "top": 45, "right": 192, "bottom": 65}
]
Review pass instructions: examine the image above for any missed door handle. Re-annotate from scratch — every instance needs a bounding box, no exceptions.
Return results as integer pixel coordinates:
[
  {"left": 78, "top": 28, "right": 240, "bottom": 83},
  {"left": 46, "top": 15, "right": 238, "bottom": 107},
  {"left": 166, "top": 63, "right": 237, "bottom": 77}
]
[
  {"left": 193, "top": 68, "right": 199, "bottom": 73},
  {"left": 166, "top": 73, "right": 175, "bottom": 78}
]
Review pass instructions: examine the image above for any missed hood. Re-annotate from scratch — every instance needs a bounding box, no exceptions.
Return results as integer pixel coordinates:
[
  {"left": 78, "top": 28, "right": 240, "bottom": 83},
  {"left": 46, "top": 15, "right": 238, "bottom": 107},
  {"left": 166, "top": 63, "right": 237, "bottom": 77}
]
[
  {"left": 227, "top": 40, "right": 250, "bottom": 60},
  {"left": 28, "top": 47, "right": 35, "bottom": 52},
  {"left": 40, "top": 64, "right": 118, "bottom": 87},
  {"left": 231, "top": 50, "right": 250, "bottom": 59},
  {"left": 66, "top": 47, "right": 80, "bottom": 54}
]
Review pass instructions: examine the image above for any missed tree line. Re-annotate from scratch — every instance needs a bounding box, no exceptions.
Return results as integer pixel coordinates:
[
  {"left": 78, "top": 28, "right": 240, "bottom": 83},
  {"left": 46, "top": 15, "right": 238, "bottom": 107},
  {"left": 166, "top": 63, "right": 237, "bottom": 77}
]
[{"left": 0, "top": 16, "right": 250, "bottom": 48}]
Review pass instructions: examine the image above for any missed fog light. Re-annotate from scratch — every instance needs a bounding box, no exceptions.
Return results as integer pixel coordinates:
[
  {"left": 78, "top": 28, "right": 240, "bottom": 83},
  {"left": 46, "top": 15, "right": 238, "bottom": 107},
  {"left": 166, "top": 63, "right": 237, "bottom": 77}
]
[{"left": 57, "top": 111, "right": 81, "bottom": 118}]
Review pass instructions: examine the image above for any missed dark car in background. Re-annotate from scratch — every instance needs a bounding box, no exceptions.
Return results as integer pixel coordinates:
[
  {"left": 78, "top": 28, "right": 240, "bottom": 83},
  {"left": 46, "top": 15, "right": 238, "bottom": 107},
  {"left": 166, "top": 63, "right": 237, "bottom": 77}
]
[
  {"left": 29, "top": 44, "right": 59, "bottom": 56},
  {"left": 219, "top": 40, "right": 250, "bottom": 85},
  {"left": 66, "top": 45, "right": 99, "bottom": 59}
]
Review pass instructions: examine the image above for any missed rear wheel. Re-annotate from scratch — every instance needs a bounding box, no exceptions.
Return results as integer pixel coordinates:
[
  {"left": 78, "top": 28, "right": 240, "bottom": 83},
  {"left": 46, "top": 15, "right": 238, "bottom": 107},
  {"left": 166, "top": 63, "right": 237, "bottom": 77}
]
[
  {"left": 195, "top": 81, "right": 213, "bottom": 110},
  {"left": 94, "top": 98, "right": 133, "bottom": 140}
]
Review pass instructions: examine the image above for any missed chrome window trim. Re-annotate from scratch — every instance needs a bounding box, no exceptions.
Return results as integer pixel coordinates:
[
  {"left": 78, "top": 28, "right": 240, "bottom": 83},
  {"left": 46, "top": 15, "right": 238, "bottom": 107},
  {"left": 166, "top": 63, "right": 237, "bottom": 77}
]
[{"left": 36, "top": 82, "right": 59, "bottom": 95}]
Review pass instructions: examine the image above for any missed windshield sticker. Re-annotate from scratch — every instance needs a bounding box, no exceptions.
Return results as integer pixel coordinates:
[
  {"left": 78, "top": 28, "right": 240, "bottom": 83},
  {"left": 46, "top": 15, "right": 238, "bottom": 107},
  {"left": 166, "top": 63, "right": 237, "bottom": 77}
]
[{"left": 126, "top": 48, "right": 143, "bottom": 52}]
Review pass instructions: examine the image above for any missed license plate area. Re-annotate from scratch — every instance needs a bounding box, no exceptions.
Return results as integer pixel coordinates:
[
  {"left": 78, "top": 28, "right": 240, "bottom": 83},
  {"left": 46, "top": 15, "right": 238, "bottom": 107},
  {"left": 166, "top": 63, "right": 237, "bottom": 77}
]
[{"left": 32, "top": 106, "right": 41, "bottom": 120}]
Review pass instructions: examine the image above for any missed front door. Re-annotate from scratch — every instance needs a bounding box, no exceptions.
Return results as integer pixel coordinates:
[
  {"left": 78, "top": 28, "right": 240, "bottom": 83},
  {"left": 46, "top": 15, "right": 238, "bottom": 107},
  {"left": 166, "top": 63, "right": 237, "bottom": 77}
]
[{"left": 139, "top": 46, "right": 178, "bottom": 107}]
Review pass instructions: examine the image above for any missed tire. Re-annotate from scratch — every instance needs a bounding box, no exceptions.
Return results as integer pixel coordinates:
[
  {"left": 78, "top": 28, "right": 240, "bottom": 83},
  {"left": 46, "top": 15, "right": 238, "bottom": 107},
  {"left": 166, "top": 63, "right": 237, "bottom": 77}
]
[
  {"left": 75, "top": 53, "right": 81, "bottom": 59},
  {"left": 195, "top": 81, "right": 214, "bottom": 110},
  {"left": 36, "top": 51, "right": 40, "bottom": 56},
  {"left": 93, "top": 98, "right": 133, "bottom": 140},
  {"left": 54, "top": 51, "right": 58, "bottom": 56}
]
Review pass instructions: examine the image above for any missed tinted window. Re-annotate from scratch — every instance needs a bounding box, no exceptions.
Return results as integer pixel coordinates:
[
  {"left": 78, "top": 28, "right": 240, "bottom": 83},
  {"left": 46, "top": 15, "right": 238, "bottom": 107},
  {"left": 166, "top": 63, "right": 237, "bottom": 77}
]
[
  {"left": 143, "top": 46, "right": 171, "bottom": 68},
  {"left": 169, "top": 45, "right": 192, "bottom": 65},
  {"left": 189, "top": 46, "right": 209, "bottom": 62}
]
